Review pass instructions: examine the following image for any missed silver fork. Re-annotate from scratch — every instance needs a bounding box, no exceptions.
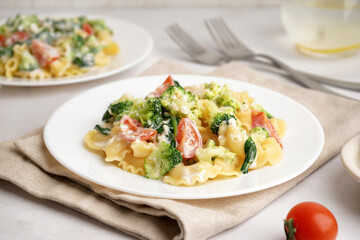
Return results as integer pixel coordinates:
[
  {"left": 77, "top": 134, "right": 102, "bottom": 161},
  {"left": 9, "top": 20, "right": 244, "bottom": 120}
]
[
  {"left": 165, "top": 23, "right": 228, "bottom": 65},
  {"left": 204, "top": 18, "right": 342, "bottom": 96}
]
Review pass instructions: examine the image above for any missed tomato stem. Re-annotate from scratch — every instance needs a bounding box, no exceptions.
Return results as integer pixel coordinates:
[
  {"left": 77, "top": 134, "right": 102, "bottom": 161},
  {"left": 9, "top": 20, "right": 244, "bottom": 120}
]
[{"left": 284, "top": 218, "right": 296, "bottom": 240}]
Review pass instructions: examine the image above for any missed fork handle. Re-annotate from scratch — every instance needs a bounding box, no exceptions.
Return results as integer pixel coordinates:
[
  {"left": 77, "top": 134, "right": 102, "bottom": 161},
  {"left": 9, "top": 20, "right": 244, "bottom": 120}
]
[
  {"left": 252, "top": 53, "right": 344, "bottom": 97},
  {"left": 249, "top": 55, "right": 360, "bottom": 90}
]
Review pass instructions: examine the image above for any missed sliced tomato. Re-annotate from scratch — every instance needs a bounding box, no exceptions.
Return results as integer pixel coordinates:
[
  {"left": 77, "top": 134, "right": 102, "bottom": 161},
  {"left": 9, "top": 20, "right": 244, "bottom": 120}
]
[
  {"left": 251, "top": 110, "right": 282, "bottom": 148},
  {"left": 9, "top": 31, "right": 30, "bottom": 44},
  {"left": 30, "top": 39, "right": 59, "bottom": 67},
  {"left": 176, "top": 118, "right": 202, "bottom": 159},
  {"left": 147, "top": 75, "right": 175, "bottom": 98},
  {"left": 0, "top": 35, "right": 6, "bottom": 47},
  {"left": 82, "top": 22, "right": 94, "bottom": 35},
  {"left": 118, "top": 115, "right": 157, "bottom": 142}
]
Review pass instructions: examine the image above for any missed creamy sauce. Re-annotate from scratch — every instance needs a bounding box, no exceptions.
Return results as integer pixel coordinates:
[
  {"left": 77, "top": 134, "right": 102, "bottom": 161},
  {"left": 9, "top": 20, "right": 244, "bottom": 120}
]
[
  {"left": 182, "top": 165, "right": 206, "bottom": 185},
  {"left": 30, "top": 23, "right": 39, "bottom": 34},
  {"left": 249, "top": 153, "right": 258, "bottom": 169},
  {"left": 171, "top": 103, "right": 179, "bottom": 111},
  {"left": 228, "top": 118, "right": 237, "bottom": 127},
  {"left": 157, "top": 125, "right": 171, "bottom": 144},
  {"left": 94, "top": 140, "right": 108, "bottom": 148},
  {"left": 107, "top": 135, "right": 122, "bottom": 145},
  {"left": 180, "top": 105, "right": 189, "bottom": 114}
]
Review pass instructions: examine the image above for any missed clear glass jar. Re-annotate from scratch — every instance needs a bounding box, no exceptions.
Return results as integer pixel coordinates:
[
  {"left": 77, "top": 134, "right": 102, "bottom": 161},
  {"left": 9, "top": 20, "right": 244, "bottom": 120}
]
[{"left": 281, "top": 0, "right": 360, "bottom": 57}]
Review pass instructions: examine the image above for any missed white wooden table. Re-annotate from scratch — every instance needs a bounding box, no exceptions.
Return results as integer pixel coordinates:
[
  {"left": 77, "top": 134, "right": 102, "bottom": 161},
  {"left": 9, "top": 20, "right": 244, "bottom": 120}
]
[{"left": 1, "top": 7, "right": 359, "bottom": 240}]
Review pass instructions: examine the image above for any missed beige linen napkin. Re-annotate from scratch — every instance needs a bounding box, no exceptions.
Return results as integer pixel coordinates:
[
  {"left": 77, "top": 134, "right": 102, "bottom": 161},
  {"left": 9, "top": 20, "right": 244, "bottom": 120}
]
[{"left": 1, "top": 60, "right": 360, "bottom": 240}]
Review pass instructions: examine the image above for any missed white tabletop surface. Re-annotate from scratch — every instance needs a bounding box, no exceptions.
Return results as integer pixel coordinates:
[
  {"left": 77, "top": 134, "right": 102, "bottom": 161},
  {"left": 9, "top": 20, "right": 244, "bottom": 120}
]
[{"left": 1, "top": 7, "right": 360, "bottom": 240}]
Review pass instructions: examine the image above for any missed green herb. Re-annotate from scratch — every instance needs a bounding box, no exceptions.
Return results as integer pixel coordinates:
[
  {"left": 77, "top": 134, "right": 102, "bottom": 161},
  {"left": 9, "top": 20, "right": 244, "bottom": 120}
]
[
  {"left": 94, "top": 124, "right": 110, "bottom": 135},
  {"left": 241, "top": 136, "right": 257, "bottom": 174}
]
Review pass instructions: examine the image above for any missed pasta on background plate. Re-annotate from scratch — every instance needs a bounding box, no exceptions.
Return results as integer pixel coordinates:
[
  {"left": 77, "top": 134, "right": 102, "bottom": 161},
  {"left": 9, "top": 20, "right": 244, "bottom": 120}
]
[
  {"left": 85, "top": 76, "right": 287, "bottom": 186},
  {"left": 0, "top": 14, "right": 119, "bottom": 81}
]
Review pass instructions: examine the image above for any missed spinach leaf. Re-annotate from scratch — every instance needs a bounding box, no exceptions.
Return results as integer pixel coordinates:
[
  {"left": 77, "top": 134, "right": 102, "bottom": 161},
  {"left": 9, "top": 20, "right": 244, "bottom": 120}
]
[
  {"left": 241, "top": 136, "right": 257, "bottom": 174},
  {"left": 94, "top": 124, "right": 110, "bottom": 135}
]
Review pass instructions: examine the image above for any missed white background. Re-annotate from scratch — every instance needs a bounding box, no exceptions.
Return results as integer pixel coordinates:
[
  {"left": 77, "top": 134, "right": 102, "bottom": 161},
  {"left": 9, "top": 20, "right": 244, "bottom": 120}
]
[{"left": 0, "top": 6, "right": 360, "bottom": 240}]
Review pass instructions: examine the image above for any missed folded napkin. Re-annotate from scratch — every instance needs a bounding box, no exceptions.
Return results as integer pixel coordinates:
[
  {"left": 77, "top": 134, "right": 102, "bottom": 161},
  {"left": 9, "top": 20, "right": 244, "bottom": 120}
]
[{"left": 1, "top": 60, "right": 360, "bottom": 240}]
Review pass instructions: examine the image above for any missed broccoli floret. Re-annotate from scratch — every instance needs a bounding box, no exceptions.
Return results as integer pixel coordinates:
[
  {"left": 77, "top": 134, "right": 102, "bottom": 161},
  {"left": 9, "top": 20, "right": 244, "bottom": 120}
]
[
  {"left": 216, "top": 90, "right": 243, "bottom": 110},
  {"left": 204, "top": 82, "right": 245, "bottom": 111},
  {"left": 78, "top": 16, "right": 88, "bottom": 25},
  {"left": 72, "top": 35, "right": 85, "bottom": 49},
  {"left": 0, "top": 25, "right": 6, "bottom": 35},
  {"left": 86, "top": 35, "right": 102, "bottom": 53},
  {"left": 6, "top": 14, "right": 38, "bottom": 33},
  {"left": 19, "top": 49, "right": 39, "bottom": 71},
  {"left": 72, "top": 52, "right": 95, "bottom": 67},
  {"left": 0, "top": 47, "right": 13, "bottom": 62},
  {"left": 250, "top": 127, "right": 270, "bottom": 143},
  {"left": 72, "top": 35, "right": 102, "bottom": 67},
  {"left": 5, "top": 14, "right": 21, "bottom": 27},
  {"left": 86, "top": 35, "right": 100, "bottom": 47},
  {"left": 144, "top": 141, "right": 183, "bottom": 179},
  {"left": 156, "top": 117, "right": 179, "bottom": 147},
  {"left": 128, "top": 97, "right": 163, "bottom": 129},
  {"left": 33, "top": 29, "right": 54, "bottom": 44},
  {"left": 87, "top": 19, "right": 113, "bottom": 34},
  {"left": 53, "top": 19, "right": 76, "bottom": 33},
  {"left": 196, "top": 140, "right": 237, "bottom": 163},
  {"left": 112, "top": 97, "right": 163, "bottom": 129},
  {"left": 160, "top": 86, "right": 200, "bottom": 121},
  {"left": 102, "top": 100, "right": 133, "bottom": 123},
  {"left": 251, "top": 103, "right": 273, "bottom": 119},
  {"left": 204, "top": 82, "right": 222, "bottom": 100},
  {"left": 210, "top": 112, "right": 236, "bottom": 135}
]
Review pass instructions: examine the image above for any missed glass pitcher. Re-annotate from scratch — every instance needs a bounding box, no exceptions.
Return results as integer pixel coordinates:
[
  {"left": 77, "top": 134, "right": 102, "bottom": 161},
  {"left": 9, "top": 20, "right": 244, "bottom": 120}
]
[{"left": 282, "top": 0, "right": 360, "bottom": 57}]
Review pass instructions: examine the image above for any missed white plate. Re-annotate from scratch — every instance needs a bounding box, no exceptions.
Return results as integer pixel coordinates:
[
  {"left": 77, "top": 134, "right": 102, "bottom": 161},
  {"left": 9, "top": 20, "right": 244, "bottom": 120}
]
[
  {"left": 231, "top": 10, "right": 360, "bottom": 89},
  {"left": 44, "top": 75, "right": 324, "bottom": 199},
  {"left": 0, "top": 16, "right": 153, "bottom": 87},
  {"left": 341, "top": 134, "right": 360, "bottom": 183}
]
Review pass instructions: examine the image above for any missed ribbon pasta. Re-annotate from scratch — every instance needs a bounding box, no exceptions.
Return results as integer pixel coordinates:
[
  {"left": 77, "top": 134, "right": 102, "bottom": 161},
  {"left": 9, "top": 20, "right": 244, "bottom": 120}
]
[{"left": 84, "top": 79, "right": 287, "bottom": 186}]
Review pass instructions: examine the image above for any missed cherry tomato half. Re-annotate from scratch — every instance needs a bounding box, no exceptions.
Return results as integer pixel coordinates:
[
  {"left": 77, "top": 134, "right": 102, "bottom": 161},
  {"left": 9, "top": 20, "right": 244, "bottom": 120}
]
[
  {"left": 82, "top": 22, "right": 94, "bottom": 35},
  {"left": 284, "top": 202, "right": 338, "bottom": 240},
  {"left": 9, "top": 31, "right": 30, "bottom": 44},
  {"left": 118, "top": 115, "right": 157, "bottom": 142},
  {"left": 147, "top": 75, "right": 175, "bottom": 98},
  {"left": 176, "top": 118, "right": 202, "bottom": 159},
  {"left": 0, "top": 35, "right": 6, "bottom": 47},
  {"left": 251, "top": 110, "right": 282, "bottom": 148},
  {"left": 30, "top": 39, "right": 59, "bottom": 67}
]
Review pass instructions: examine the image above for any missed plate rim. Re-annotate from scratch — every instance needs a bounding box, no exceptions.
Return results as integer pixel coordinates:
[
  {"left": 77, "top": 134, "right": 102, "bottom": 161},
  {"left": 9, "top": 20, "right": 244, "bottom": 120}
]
[
  {"left": 44, "top": 74, "right": 325, "bottom": 199},
  {"left": 0, "top": 15, "right": 153, "bottom": 87},
  {"left": 341, "top": 134, "right": 360, "bottom": 183}
]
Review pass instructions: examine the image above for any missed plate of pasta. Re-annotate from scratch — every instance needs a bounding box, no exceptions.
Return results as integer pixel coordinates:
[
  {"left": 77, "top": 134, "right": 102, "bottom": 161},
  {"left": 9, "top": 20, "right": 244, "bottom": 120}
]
[
  {"left": 44, "top": 75, "right": 324, "bottom": 199},
  {"left": 0, "top": 14, "right": 153, "bottom": 86}
]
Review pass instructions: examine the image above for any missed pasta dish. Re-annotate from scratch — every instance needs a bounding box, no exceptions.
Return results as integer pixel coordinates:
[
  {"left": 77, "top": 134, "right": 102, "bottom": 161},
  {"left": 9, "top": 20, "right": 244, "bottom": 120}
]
[
  {"left": 0, "top": 14, "right": 119, "bottom": 80},
  {"left": 84, "top": 76, "right": 287, "bottom": 186}
]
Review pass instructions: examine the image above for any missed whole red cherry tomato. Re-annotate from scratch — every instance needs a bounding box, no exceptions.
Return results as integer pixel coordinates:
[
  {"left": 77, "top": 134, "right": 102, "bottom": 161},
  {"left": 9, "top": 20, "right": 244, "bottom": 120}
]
[{"left": 284, "top": 202, "right": 338, "bottom": 240}]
